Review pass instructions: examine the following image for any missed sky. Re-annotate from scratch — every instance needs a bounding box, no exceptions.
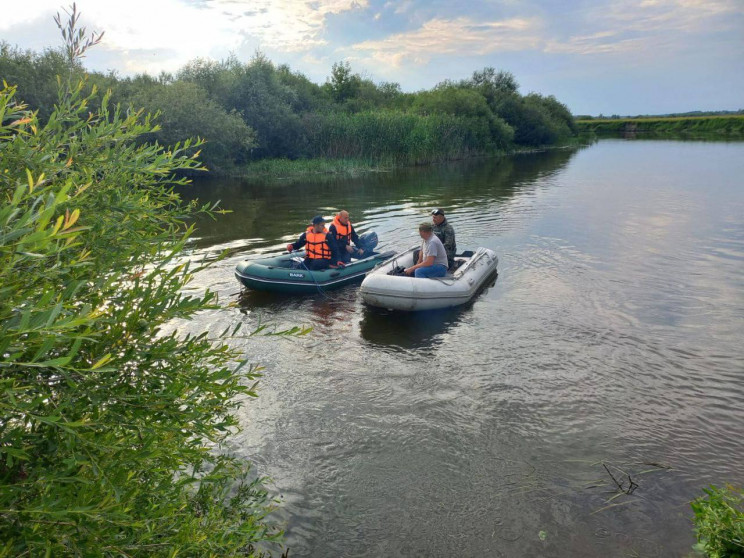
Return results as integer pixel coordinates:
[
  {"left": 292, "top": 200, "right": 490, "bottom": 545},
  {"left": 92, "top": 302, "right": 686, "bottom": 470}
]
[{"left": 2, "top": 0, "right": 743, "bottom": 115}]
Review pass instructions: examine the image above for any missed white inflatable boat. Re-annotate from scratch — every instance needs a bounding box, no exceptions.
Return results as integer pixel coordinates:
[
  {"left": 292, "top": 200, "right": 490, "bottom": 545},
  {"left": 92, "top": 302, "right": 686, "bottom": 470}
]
[{"left": 360, "top": 247, "right": 498, "bottom": 311}]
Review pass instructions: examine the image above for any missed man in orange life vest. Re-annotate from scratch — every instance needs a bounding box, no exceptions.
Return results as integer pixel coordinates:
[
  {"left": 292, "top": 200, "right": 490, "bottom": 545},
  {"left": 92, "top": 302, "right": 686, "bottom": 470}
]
[
  {"left": 286, "top": 215, "right": 343, "bottom": 271},
  {"left": 328, "top": 210, "right": 364, "bottom": 264}
]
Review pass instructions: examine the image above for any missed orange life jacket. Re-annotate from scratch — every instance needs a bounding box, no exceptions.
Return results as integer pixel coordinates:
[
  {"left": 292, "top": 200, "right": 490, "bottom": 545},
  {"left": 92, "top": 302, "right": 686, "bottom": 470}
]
[
  {"left": 304, "top": 226, "right": 332, "bottom": 260},
  {"left": 332, "top": 215, "right": 352, "bottom": 245}
]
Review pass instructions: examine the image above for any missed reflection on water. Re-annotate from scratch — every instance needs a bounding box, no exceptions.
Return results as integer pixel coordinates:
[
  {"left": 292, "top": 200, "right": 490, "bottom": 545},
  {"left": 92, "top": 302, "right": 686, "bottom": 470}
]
[
  {"left": 178, "top": 140, "right": 744, "bottom": 557},
  {"left": 238, "top": 288, "right": 315, "bottom": 313},
  {"left": 359, "top": 272, "right": 498, "bottom": 350},
  {"left": 179, "top": 148, "right": 580, "bottom": 254},
  {"left": 359, "top": 306, "right": 468, "bottom": 350}
]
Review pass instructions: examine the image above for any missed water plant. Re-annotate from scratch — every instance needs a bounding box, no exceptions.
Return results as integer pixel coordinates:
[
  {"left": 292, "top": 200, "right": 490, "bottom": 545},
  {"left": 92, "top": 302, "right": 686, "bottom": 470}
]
[{"left": 691, "top": 485, "right": 744, "bottom": 557}]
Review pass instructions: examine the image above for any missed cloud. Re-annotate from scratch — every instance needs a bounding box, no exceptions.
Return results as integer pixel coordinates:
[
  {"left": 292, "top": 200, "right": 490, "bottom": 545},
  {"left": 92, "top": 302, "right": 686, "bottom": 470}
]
[
  {"left": 0, "top": 0, "right": 60, "bottom": 30},
  {"left": 351, "top": 16, "right": 543, "bottom": 67},
  {"left": 544, "top": 31, "right": 651, "bottom": 55},
  {"left": 201, "top": 0, "right": 370, "bottom": 52},
  {"left": 2, "top": 0, "right": 368, "bottom": 74},
  {"left": 350, "top": 0, "right": 742, "bottom": 71},
  {"left": 612, "top": 0, "right": 740, "bottom": 32},
  {"left": 546, "top": 0, "right": 743, "bottom": 55},
  {"left": 3, "top": 0, "right": 741, "bottom": 89}
]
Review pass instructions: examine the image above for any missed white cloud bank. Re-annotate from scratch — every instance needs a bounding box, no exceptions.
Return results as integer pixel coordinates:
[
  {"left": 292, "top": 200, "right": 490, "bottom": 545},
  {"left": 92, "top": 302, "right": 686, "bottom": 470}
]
[
  {"left": 351, "top": 17, "right": 542, "bottom": 67},
  {"left": 350, "top": 0, "right": 742, "bottom": 69},
  {"left": 2, "top": 0, "right": 368, "bottom": 74},
  {"left": 2, "top": 0, "right": 741, "bottom": 78}
]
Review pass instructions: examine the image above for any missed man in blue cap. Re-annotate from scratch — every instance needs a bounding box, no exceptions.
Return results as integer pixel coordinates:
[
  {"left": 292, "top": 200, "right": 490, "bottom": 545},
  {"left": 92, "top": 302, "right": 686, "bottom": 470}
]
[{"left": 287, "top": 215, "right": 343, "bottom": 270}]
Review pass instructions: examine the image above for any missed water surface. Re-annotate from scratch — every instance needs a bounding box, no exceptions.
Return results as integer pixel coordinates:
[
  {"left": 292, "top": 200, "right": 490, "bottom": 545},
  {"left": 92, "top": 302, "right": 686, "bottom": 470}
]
[{"left": 180, "top": 140, "right": 744, "bottom": 557}]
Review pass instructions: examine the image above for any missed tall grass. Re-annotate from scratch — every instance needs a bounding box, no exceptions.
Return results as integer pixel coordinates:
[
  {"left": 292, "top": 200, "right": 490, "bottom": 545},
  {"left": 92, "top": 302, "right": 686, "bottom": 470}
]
[
  {"left": 302, "top": 110, "right": 506, "bottom": 165},
  {"left": 237, "top": 157, "right": 395, "bottom": 180},
  {"left": 575, "top": 115, "right": 744, "bottom": 137}
]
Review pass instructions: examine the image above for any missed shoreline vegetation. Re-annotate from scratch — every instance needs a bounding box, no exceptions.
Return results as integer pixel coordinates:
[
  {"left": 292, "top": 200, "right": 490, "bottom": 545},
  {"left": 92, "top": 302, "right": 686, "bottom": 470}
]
[
  {"left": 575, "top": 114, "right": 744, "bottom": 138},
  {"left": 3, "top": 41, "right": 742, "bottom": 183},
  {"left": 1, "top": 41, "right": 578, "bottom": 179},
  {"left": 213, "top": 140, "right": 588, "bottom": 182}
]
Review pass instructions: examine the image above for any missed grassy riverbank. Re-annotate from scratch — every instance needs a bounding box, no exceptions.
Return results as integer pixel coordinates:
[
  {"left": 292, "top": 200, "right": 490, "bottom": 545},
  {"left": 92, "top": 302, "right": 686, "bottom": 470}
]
[
  {"left": 225, "top": 157, "right": 394, "bottom": 180},
  {"left": 220, "top": 140, "right": 586, "bottom": 181},
  {"left": 575, "top": 115, "right": 744, "bottom": 137}
]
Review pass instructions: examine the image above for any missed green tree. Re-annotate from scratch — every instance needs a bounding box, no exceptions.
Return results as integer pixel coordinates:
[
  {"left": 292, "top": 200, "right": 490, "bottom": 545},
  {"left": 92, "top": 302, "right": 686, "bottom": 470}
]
[
  {"left": 327, "top": 61, "right": 361, "bottom": 104},
  {"left": 526, "top": 93, "right": 577, "bottom": 135},
  {"left": 469, "top": 67, "right": 519, "bottom": 93},
  {"left": 276, "top": 63, "right": 331, "bottom": 114},
  {"left": 412, "top": 86, "right": 514, "bottom": 149},
  {"left": 177, "top": 57, "right": 233, "bottom": 105},
  {"left": 220, "top": 53, "right": 307, "bottom": 159},
  {"left": 130, "top": 80, "right": 258, "bottom": 171},
  {"left": 0, "top": 11, "right": 282, "bottom": 557},
  {"left": 464, "top": 67, "right": 519, "bottom": 108},
  {"left": 0, "top": 42, "right": 78, "bottom": 123}
]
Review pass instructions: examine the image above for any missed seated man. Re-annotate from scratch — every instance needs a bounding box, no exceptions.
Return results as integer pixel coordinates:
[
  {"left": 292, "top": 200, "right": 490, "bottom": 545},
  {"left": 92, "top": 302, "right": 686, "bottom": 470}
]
[
  {"left": 286, "top": 215, "right": 343, "bottom": 271},
  {"left": 431, "top": 208, "right": 456, "bottom": 269},
  {"left": 404, "top": 223, "right": 448, "bottom": 279},
  {"left": 328, "top": 210, "right": 364, "bottom": 263}
]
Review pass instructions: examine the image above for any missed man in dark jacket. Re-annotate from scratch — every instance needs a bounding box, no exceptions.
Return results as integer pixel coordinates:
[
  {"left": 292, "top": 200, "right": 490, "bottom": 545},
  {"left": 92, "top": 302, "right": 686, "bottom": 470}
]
[
  {"left": 431, "top": 208, "right": 456, "bottom": 269},
  {"left": 286, "top": 215, "right": 343, "bottom": 270},
  {"left": 328, "top": 210, "right": 364, "bottom": 263}
]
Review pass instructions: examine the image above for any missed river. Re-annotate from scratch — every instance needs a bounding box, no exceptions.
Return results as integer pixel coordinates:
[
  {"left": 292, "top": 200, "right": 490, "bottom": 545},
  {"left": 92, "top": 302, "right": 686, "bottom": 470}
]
[{"left": 179, "top": 139, "right": 744, "bottom": 557}]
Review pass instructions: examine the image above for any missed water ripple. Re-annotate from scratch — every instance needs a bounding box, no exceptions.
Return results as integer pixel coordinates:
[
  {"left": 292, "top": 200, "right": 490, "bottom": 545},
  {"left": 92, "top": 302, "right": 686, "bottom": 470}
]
[{"left": 179, "top": 140, "right": 744, "bottom": 557}]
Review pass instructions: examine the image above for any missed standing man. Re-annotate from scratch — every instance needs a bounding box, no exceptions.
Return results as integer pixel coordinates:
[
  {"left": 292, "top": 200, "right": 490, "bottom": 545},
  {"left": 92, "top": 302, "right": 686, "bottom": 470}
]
[
  {"left": 404, "top": 223, "right": 449, "bottom": 278},
  {"left": 431, "top": 208, "right": 456, "bottom": 269},
  {"left": 286, "top": 215, "right": 343, "bottom": 270},
  {"left": 329, "top": 210, "right": 364, "bottom": 263}
]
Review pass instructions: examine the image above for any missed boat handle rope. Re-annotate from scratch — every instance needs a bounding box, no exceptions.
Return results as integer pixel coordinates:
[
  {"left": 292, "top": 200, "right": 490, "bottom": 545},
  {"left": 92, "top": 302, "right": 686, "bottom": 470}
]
[{"left": 299, "top": 259, "right": 334, "bottom": 300}]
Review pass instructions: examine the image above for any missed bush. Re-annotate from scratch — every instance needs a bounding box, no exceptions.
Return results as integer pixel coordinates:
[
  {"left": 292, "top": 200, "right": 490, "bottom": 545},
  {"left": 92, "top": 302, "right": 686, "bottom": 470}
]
[
  {"left": 691, "top": 484, "right": 744, "bottom": 557},
  {"left": 0, "top": 74, "right": 280, "bottom": 556},
  {"left": 214, "top": 54, "right": 308, "bottom": 159},
  {"left": 0, "top": 42, "right": 80, "bottom": 123},
  {"left": 130, "top": 80, "right": 258, "bottom": 172}
]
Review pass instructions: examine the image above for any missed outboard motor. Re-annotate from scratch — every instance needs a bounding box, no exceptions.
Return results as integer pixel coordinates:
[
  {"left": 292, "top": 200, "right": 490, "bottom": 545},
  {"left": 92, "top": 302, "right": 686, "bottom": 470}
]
[{"left": 356, "top": 231, "right": 378, "bottom": 257}]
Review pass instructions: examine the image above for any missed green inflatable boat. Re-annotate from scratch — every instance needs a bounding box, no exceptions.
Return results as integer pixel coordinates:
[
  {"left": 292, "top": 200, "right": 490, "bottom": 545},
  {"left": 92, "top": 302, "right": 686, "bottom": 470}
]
[{"left": 235, "top": 250, "right": 394, "bottom": 294}]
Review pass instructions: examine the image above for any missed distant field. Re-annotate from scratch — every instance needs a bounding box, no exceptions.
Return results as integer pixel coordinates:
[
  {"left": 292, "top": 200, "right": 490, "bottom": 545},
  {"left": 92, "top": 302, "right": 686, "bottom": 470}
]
[
  {"left": 576, "top": 115, "right": 744, "bottom": 123},
  {"left": 575, "top": 114, "right": 744, "bottom": 137}
]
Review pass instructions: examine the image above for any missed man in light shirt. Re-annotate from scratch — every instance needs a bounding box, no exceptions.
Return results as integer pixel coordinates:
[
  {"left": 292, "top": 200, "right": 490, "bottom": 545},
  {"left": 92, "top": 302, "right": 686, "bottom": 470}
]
[{"left": 404, "top": 223, "right": 449, "bottom": 278}]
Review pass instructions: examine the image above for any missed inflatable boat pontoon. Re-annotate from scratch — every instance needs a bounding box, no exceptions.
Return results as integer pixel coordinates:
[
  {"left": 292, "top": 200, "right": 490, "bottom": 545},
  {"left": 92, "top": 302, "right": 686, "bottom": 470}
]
[
  {"left": 360, "top": 247, "right": 498, "bottom": 311},
  {"left": 235, "top": 250, "right": 394, "bottom": 294}
]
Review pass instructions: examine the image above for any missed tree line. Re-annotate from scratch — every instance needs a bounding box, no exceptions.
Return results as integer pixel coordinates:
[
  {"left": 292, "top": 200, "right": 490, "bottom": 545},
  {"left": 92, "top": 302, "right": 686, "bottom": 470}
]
[{"left": 1, "top": 43, "right": 577, "bottom": 173}]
